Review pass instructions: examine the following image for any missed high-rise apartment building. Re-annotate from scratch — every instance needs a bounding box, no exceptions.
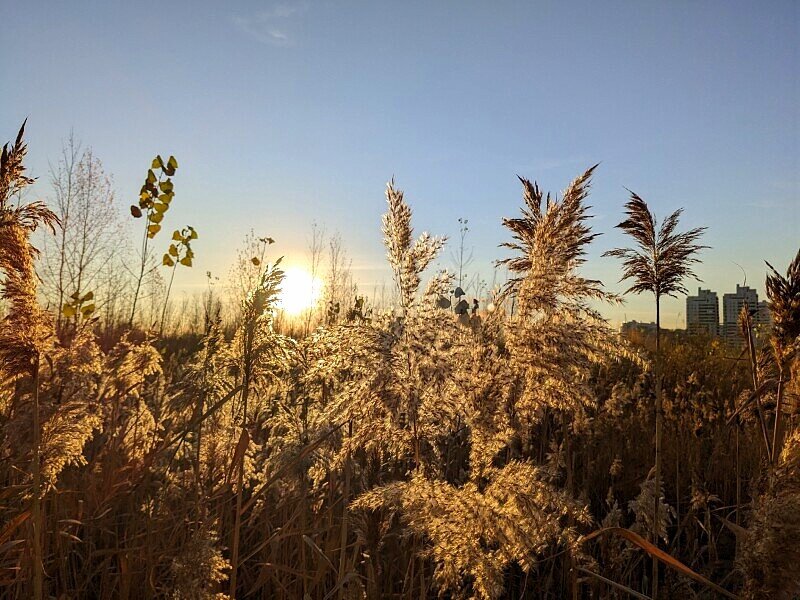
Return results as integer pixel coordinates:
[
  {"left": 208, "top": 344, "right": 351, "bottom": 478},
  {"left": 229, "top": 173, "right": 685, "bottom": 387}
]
[
  {"left": 755, "top": 300, "right": 772, "bottom": 327},
  {"left": 686, "top": 288, "right": 719, "bottom": 336},
  {"left": 722, "top": 285, "right": 759, "bottom": 341}
]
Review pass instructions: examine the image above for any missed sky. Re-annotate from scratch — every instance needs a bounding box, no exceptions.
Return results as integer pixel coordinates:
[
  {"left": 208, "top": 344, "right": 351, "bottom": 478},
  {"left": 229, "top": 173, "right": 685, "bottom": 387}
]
[{"left": 2, "top": 0, "right": 798, "bottom": 325}]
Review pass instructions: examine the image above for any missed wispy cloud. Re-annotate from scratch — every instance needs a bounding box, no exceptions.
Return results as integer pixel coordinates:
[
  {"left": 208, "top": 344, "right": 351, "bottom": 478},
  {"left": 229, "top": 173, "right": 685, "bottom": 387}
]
[{"left": 231, "top": 3, "right": 307, "bottom": 47}]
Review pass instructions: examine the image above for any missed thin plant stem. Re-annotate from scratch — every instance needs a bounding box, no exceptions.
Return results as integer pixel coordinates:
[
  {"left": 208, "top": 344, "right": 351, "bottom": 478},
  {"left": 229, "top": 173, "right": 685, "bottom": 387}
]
[
  {"left": 652, "top": 294, "right": 662, "bottom": 600},
  {"left": 129, "top": 210, "right": 150, "bottom": 328},
  {"left": 159, "top": 260, "right": 178, "bottom": 337},
  {"left": 32, "top": 353, "right": 43, "bottom": 600},
  {"left": 771, "top": 367, "right": 785, "bottom": 465}
]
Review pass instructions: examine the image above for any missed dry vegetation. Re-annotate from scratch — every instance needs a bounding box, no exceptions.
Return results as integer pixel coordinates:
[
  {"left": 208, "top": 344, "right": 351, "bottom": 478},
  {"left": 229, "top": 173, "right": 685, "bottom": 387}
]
[{"left": 1, "top": 123, "right": 799, "bottom": 599}]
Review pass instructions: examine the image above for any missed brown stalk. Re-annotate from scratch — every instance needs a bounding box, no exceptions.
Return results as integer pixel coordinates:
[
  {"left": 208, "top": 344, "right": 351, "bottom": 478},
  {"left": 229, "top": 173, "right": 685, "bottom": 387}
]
[
  {"left": 604, "top": 191, "right": 707, "bottom": 599},
  {"left": 581, "top": 527, "right": 738, "bottom": 599}
]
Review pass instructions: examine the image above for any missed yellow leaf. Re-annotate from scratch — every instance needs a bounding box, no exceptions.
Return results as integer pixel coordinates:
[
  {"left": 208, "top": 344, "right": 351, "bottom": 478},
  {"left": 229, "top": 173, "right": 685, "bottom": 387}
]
[
  {"left": 149, "top": 212, "right": 164, "bottom": 224},
  {"left": 163, "top": 254, "right": 174, "bottom": 266},
  {"left": 172, "top": 231, "right": 183, "bottom": 241},
  {"left": 148, "top": 224, "right": 161, "bottom": 238},
  {"left": 80, "top": 304, "right": 95, "bottom": 316},
  {"left": 168, "top": 244, "right": 178, "bottom": 257},
  {"left": 62, "top": 304, "right": 77, "bottom": 318},
  {"left": 167, "top": 156, "right": 178, "bottom": 170},
  {"left": 180, "top": 257, "right": 192, "bottom": 267}
]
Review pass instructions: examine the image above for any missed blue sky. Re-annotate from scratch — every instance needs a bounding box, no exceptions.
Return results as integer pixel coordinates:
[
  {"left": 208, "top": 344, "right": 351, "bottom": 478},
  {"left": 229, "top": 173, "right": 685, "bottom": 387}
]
[{"left": 3, "top": 1, "right": 798, "bottom": 324}]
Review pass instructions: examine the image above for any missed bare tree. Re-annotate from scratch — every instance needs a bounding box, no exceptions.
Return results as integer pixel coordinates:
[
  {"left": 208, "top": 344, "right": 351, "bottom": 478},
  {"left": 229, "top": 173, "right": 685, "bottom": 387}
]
[
  {"left": 323, "top": 232, "right": 355, "bottom": 324},
  {"left": 228, "top": 230, "right": 275, "bottom": 322},
  {"left": 38, "top": 135, "right": 127, "bottom": 333},
  {"left": 202, "top": 270, "right": 222, "bottom": 332},
  {"left": 303, "top": 221, "right": 325, "bottom": 334}
]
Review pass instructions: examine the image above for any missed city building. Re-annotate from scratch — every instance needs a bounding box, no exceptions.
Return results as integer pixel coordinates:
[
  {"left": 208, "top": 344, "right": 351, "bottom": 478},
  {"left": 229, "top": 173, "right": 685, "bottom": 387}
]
[
  {"left": 620, "top": 320, "right": 658, "bottom": 336},
  {"left": 722, "top": 285, "right": 759, "bottom": 342},
  {"left": 755, "top": 300, "right": 772, "bottom": 327},
  {"left": 619, "top": 284, "right": 771, "bottom": 345},
  {"left": 686, "top": 288, "right": 719, "bottom": 336}
]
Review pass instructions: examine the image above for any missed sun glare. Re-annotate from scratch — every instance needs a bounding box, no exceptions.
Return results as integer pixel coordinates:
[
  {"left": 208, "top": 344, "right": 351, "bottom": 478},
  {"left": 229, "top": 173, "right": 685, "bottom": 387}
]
[{"left": 278, "top": 266, "right": 323, "bottom": 315}]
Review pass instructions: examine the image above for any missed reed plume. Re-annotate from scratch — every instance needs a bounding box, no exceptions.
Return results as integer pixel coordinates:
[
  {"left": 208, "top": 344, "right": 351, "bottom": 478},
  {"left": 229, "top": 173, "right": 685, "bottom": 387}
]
[
  {"left": 0, "top": 121, "right": 59, "bottom": 373},
  {"left": 0, "top": 122, "right": 59, "bottom": 600},
  {"left": 0, "top": 123, "right": 777, "bottom": 599},
  {"left": 765, "top": 249, "right": 800, "bottom": 462},
  {"left": 738, "top": 428, "right": 800, "bottom": 600},
  {"left": 604, "top": 190, "right": 706, "bottom": 599}
]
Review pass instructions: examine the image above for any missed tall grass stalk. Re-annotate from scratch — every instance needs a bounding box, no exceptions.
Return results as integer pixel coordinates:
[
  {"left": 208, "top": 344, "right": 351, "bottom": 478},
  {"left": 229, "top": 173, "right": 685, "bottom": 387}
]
[
  {"left": 2, "top": 124, "right": 786, "bottom": 599},
  {"left": 604, "top": 191, "right": 706, "bottom": 599},
  {"left": 765, "top": 250, "right": 800, "bottom": 464},
  {"left": 1, "top": 123, "right": 59, "bottom": 599},
  {"left": 31, "top": 354, "right": 42, "bottom": 600}
]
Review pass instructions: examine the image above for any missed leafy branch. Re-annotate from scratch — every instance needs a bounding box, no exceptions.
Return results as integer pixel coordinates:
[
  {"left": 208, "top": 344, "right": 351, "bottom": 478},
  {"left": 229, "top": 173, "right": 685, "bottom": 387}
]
[
  {"left": 128, "top": 154, "right": 178, "bottom": 327},
  {"left": 159, "top": 225, "right": 198, "bottom": 335}
]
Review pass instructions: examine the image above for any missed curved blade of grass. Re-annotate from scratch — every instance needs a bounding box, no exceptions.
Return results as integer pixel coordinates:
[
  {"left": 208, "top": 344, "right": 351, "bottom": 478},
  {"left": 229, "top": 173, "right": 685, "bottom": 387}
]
[
  {"left": 226, "top": 428, "right": 250, "bottom": 486},
  {"left": 581, "top": 527, "right": 738, "bottom": 599},
  {"left": 577, "top": 567, "right": 651, "bottom": 600},
  {"left": 0, "top": 511, "right": 29, "bottom": 546}
]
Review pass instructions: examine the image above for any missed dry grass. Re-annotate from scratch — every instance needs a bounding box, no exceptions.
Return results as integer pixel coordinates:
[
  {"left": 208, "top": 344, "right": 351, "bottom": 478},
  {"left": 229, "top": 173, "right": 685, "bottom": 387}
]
[{"left": 0, "top": 124, "right": 797, "bottom": 599}]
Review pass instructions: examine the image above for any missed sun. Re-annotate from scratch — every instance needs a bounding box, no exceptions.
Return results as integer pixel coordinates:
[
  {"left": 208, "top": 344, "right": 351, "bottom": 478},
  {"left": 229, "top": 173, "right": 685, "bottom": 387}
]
[{"left": 278, "top": 266, "right": 323, "bottom": 315}]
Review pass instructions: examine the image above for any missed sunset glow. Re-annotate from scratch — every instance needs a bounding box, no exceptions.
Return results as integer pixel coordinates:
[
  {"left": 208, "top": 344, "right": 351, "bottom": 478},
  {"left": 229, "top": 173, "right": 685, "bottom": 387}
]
[
  {"left": 278, "top": 266, "right": 323, "bottom": 315},
  {"left": 4, "top": 4, "right": 797, "bottom": 597}
]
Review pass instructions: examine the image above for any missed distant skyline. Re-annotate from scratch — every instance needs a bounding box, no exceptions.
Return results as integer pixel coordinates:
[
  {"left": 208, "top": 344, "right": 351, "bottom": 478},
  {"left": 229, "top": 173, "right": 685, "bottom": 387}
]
[{"left": 3, "top": 1, "right": 798, "bottom": 324}]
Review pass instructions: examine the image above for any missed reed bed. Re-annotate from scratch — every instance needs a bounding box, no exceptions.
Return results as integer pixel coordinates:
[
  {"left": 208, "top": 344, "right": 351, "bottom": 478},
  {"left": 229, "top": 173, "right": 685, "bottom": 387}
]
[{"left": 0, "top": 124, "right": 798, "bottom": 599}]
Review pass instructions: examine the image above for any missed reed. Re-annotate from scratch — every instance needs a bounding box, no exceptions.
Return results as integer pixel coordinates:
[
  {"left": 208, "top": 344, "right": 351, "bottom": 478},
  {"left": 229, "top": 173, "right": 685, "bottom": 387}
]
[
  {"left": 604, "top": 191, "right": 707, "bottom": 599},
  {"left": 0, "top": 126, "right": 793, "bottom": 599}
]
